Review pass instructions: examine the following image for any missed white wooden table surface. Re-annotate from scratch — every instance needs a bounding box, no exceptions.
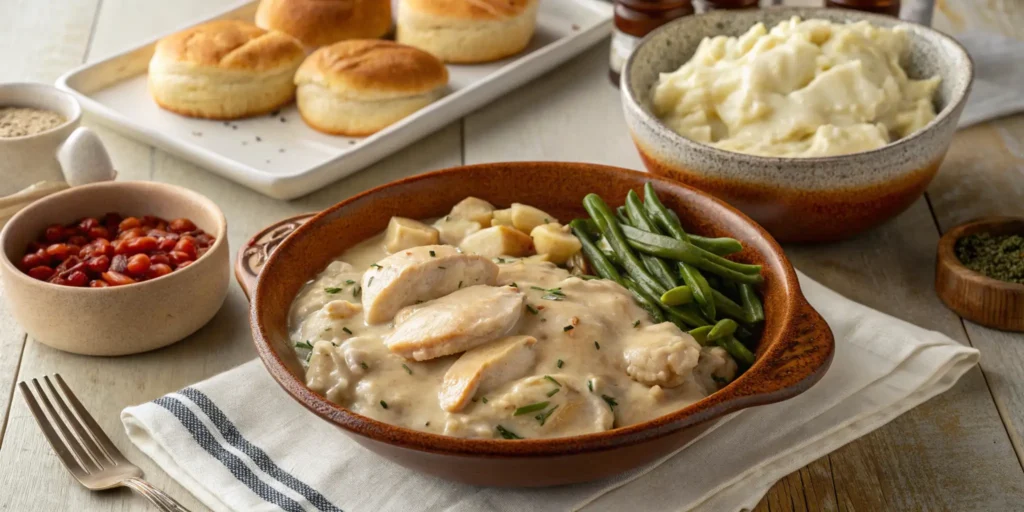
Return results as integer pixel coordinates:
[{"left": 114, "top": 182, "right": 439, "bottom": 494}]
[{"left": 2, "top": 0, "right": 1024, "bottom": 510}]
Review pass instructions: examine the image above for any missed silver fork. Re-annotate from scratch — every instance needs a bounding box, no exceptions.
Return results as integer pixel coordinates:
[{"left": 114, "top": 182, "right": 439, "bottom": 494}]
[{"left": 19, "top": 374, "right": 191, "bottom": 512}]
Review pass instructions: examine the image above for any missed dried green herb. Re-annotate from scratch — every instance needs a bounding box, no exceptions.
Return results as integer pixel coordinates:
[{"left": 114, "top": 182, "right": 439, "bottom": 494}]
[{"left": 956, "top": 232, "right": 1024, "bottom": 284}]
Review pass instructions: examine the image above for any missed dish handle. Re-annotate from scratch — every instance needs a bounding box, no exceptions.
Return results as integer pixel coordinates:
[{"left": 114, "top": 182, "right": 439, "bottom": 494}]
[
  {"left": 723, "top": 297, "right": 835, "bottom": 409},
  {"left": 235, "top": 213, "right": 317, "bottom": 301}
]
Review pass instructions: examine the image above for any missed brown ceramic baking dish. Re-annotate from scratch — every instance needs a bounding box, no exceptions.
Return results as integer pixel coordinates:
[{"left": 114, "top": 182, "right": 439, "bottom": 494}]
[{"left": 240, "top": 161, "right": 834, "bottom": 487}]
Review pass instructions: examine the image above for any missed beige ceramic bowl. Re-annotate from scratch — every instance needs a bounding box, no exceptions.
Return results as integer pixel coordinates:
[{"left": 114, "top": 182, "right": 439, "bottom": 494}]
[
  {"left": 0, "top": 181, "right": 229, "bottom": 356},
  {"left": 622, "top": 8, "right": 973, "bottom": 242}
]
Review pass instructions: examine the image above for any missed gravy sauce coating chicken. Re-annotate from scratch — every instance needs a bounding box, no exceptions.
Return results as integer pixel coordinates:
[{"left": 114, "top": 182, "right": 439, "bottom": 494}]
[{"left": 291, "top": 197, "right": 739, "bottom": 439}]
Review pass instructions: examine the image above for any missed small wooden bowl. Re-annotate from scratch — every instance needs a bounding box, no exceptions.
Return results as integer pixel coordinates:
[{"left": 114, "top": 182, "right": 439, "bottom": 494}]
[{"left": 936, "top": 217, "right": 1024, "bottom": 331}]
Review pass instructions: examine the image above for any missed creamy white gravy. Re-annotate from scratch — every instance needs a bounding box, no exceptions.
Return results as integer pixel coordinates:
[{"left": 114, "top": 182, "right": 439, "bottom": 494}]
[{"left": 289, "top": 232, "right": 737, "bottom": 439}]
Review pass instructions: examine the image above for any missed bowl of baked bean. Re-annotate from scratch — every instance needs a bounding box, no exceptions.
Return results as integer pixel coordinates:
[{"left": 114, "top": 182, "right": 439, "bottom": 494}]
[{"left": 0, "top": 181, "right": 229, "bottom": 355}]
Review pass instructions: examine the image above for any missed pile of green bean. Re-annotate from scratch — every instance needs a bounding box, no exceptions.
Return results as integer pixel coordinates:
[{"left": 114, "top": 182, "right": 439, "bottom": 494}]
[{"left": 569, "top": 183, "right": 764, "bottom": 370}]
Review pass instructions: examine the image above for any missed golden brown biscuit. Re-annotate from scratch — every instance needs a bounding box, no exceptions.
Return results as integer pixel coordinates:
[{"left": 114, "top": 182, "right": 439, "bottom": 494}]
[
  {"left": 255, "top": 0, "right": 393, "bottom": 49},
  {"left": 148, "top": 20, "right": 305, "bottom": 120},
  {"left": 396, "top": 0, "right": 539, "bottom": 63},
  {"left": 295, "top": 40, "right": 449, "bottom": 136}
]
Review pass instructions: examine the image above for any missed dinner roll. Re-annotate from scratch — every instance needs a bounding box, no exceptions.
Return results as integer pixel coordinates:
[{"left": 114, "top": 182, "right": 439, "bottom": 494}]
[
  {"left": 295, "top": 40, "right": 449, "bottom": 136},
  {"left": 255, "top": 0, "right": 392, "bottom": 49},
  {"left": 148, "top": 20, "right": 305, "bottom": 120},
  {"left": 396, "top": 0, "right": 539, "bottom": 63}
]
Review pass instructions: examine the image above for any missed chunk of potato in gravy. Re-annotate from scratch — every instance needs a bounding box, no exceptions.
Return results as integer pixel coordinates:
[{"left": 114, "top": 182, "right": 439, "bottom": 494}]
[{"left": 290, "top": 202, "right": 737, "bottom": 440}]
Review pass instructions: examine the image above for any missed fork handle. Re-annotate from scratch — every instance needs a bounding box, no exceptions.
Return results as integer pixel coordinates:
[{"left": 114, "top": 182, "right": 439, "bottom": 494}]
[{"left": 124, "top": 478, "right": 192, "bottom": 512}]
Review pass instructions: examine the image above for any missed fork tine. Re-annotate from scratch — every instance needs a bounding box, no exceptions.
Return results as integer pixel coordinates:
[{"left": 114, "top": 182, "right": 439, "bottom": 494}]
[
  {"left": 19, "top": 380, "right": 90, "bottom": 477},
  {"left": 31, "top": 378, "right": 103, "bottom": 473},
  {"left": 43, "top": 375, "right": 118, "bottom": 468},
  {"left": 53, "top": 374, "right": 130, "bottom": 465}
]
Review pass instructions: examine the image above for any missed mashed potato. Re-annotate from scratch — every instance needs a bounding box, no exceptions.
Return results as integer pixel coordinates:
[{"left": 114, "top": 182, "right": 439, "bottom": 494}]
[{"left": 651, "top": 17, "right": 941, "bottom": 158}]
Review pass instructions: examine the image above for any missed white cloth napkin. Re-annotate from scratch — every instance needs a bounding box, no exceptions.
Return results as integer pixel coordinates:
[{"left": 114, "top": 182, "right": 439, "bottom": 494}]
[
  {"left": 955, "top": 32, "right": 1024, "bottom": 128},
  {"left": 121, "top": 272, "right": 979, "bottom": 512}
]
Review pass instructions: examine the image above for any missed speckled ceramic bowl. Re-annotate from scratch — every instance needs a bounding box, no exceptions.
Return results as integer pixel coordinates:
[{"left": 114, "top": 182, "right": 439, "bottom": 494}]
[
  {"left": 0, "top": 181, "right": 230, "bottom": 356},
  {"left": 622, "top": 8, "right": 973, "bottom": 242},
  {"left": 243, "top": 161, "right": 834, "bottom": 486}
]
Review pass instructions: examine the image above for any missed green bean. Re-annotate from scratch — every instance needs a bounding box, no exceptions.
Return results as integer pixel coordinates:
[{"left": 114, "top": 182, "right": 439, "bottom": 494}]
[
  {"left": 663, "top": 303, "right": 710, "bottom": 329},
  {"left": 570, "top": 220, "right": 623, "bottom": 285},
  {"left": 689, "top": 235, "right": 744, "bottom": 256},
  {"left": 623, "top": 191, "right": 679, "bottom": 291},
  {"left": 616, "top": 206, "right": 630, "bottom": 226},
  {"left": 708, "top": 318, "right": 738, "bottom": 342},
  {"left": 628, "top": 237, "right": 764, "bottom": 285},
  {"left": 688, "top": 326, "right": 713, "bottom": 346},
  {"left": 643, "top": 182, "right": 689, "bottom": 241},
  {"left": 622, "top": 279, "right": 666, "bottom": 323},
  {"left": 678, "top": 261, "right": 716, "bottom": 320},
  {"left": 583, "top": 194, "right": 665, "bottom": 299},
  {"left": 620, "top": 225, "right": 763, "bottom": 277},
  {"left": 626, "top": 190, "right": 715, "bottom": 318},
  {"left": 712, "top": 289, "right": 755, "bottom": 324},
  {"left": 739, "top": 284, "right": 765, "bottom": 323},
  {"left": 717, "top": 334, "right": 756, "bottom": 366},
  {"left": 660, "top": 285, "right": 693, "bottom": 306}
]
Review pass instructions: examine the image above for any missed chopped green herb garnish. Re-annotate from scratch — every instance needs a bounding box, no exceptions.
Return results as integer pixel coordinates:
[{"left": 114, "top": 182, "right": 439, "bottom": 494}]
[
  {"left": 556, "top": 359, "right": 564, "bottom": 368},
  {"left": 324, "top": 327, "right": 332, "bottom": 332},
  {"left": 353, "top": 285, "right": 362, "bottom": 298},
  {"left": 544, "top": 218, "right": 550, "bottom": 224},
  {"left": 379, "top": 400, "right": 388, "bottom": 409},
  {"left": 712, "top": 375, "right": 728, "bottom": 386},
  {"left": 496, "top": 257, "right": 507, "bottom": 263},
  {"left": 425, "top": 421, "right": 430, "bottom": 427},
  {"left": 513, "top": 401, "right": 550, "bottom": 416},
  {"left": 496, "top": 425, "right": 523, "bottom": 439},
  {"left": 481, "top": 397, "right": 489, "bottom": 404},
  {"left": 295, "top": 340, "right": 314, "bottom": 350},
  {"left": 531, "top": 286, "right": 565, "bottom": 296},
  {"left": 345, "top": 279, "right": 355, "bottom": 285},
  {"left": 360, "top": 362, "right": 369, "bottom": 370},
  {"left": 633, "top": 320, "right": 641, "bottom": 328},
  {"left": 429, "top": 250, "right": 436, "bottom": 257},
  {"left": 342, "top": 327, "right": 353, "bottom": 335},
  {"left": 510, "top": 282, "right": 518, "bottom": 288},
  {"left": 402, "top": 364, "right": 413, "bottom": 375},
  {"left": 563, "top": 325, "right": 574, "bottom": 332},
  {"left": 594, "top": 341, "right": 600, "bottom": 350},
  {"left": 601, "top": 395, "right": 618, "bottom": 409},
  {"left": 544, "top": 375, "right": 562, "bottom": 387},
  {"left": 368, "top": 276, "right": 374, "bottom": 287},
  {"left": 546, "top": 388, "right": 560, "bottom": 398},
  {"left": 370, "top": 263, "right": 383, "bottom": 269},
  {"left": 587, "top": 380, "right": 594, "bottom": 392},
  {"left": 535, "top": 405, "right": 559, "bottom": 426},
  {"left": 526, "top": 304, "right": 539, "bottom": 315},
  {"left": 458, "top": 280, "right": 463, "bottom": 289},
  {"left": 541, "top": 294, "right": 564, "bottom": 301},
  {"left": 324, "top": 287, "right": 342, "bottom": 294}
]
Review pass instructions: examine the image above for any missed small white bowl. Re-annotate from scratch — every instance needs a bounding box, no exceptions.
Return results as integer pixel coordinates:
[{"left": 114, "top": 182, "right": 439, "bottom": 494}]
[{"left": 0, "top": 181, "right": 230, "bottom": 356}]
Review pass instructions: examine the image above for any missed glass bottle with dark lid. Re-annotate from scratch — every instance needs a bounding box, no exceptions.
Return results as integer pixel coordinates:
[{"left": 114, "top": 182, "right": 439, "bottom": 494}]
[
  {"left": 609, "top": 0, "right": 694, "bottom": 86},
  {"left": 825, "top": 0, "right": 901, "bottom": 17}
]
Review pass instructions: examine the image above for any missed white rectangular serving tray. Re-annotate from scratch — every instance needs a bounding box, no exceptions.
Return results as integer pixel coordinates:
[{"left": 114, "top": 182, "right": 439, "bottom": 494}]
[{"left": 57, "top": 0, "right": 613, "bottom": 199}]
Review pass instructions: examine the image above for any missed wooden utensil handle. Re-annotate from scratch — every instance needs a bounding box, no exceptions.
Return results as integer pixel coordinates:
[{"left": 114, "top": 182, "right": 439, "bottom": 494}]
[{"left": 235, "top": 213, "right": 317, "bottom": 300}]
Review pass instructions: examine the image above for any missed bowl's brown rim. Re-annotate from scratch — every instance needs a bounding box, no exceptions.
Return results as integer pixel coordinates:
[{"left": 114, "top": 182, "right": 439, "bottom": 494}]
[
  {"left": 621, "top": 6, "right": 975, "bottom": 165},
  {"left": 250, "top": 162, "right": 836, "bottom": 457},
  {"left": 0, "top": 180, "right": 229, "bottom": 292},
  {"left": 937, "top": 216, "right": 1024, "bottom": 292}
]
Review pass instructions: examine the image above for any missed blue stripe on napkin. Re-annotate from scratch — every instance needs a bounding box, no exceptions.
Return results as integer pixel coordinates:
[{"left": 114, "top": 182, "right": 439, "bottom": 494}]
[{"left": 179, "top": 388, "right": 343, "bottom": 512}]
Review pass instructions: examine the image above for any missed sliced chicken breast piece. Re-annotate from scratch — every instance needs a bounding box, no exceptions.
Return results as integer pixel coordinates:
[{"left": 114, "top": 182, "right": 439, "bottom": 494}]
[
  {"left": 360, "top": 245, "right": 499, "bottom": 324},
  {"left": 439, "top": 335, "right": 538, "bottom": 412},
  {"left": 622, "top": 322, "right": 702, "bottom": 388},
  {"left": 487, "top": 374, "right": 614, "bottom": 438},
  {"left": 384, "top": 285, "right": 525, "bottom": 361}
]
